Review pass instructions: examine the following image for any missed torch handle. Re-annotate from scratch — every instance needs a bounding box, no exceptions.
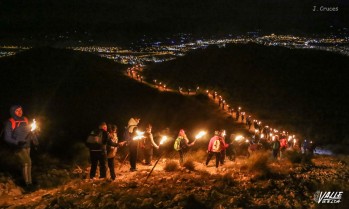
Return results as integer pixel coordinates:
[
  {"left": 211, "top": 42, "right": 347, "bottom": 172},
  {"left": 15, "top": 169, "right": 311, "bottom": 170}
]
[{"left": 144, "top": 151, "right": 164, "bottom": 183}]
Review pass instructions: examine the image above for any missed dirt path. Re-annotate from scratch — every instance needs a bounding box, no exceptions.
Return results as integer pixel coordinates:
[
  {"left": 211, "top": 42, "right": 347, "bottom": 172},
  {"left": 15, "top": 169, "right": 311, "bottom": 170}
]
[{"left": 0, "top": 156, "right": 245, "bottom": 207}]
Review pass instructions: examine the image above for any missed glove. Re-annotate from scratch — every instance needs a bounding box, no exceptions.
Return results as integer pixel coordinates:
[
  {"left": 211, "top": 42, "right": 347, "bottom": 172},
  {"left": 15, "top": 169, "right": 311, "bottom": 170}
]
[{"left": 17, "top": 141, "right": 27, "bottom": 147}]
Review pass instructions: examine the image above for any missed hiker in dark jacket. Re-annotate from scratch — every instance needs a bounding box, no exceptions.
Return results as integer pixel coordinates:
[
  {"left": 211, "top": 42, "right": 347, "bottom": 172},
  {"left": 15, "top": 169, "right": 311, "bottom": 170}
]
[
  {"left": 246, "top": 115, "right": 252, "bottom": 129},
  {"left": 271, "top": 136, "right": 280, "bottom": 159},
  {"left": 87, "top": 122, "right": 123, "bottom": 180},
  {"left": 4, "top": 105, "right": 39, "bottom": 188}
]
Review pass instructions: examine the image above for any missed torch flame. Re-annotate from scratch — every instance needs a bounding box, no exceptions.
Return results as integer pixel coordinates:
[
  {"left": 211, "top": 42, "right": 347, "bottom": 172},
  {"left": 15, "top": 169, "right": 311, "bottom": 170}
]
[
  {"left": 31, "top": 119, "right": 37, "bottom": 132},
  {"left": 195, "top": 131, "right": 206, "bottom": 139},
  {"left": 133, "top": 130, "right": 145, "bottom": 140},
  {"left": 221, "top": 130, "right": 226, "bottom": 137},
  {"left": 235, "top": 135, "right": 244, "bottom": 141},
  {"left": 159, "top": 136, "right": 168, "bottom": 145}
]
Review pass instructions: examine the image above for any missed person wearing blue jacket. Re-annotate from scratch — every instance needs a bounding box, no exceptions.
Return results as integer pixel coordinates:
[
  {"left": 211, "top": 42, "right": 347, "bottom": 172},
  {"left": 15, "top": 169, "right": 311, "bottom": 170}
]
[{"left": 4, "top": 105, "right": 39, "bottom": 188}]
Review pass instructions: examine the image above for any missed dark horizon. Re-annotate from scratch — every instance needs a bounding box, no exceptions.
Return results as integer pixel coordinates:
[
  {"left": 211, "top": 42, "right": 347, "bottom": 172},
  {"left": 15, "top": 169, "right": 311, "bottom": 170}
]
[{"left": 1, "top": 0, "right": 348, "bottom": 44}]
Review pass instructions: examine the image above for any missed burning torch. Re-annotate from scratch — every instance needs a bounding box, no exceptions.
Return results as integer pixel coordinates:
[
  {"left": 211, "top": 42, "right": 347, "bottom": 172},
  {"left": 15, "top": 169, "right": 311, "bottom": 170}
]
[
  {"left": 133, "top": 130, "right": 145, "bottom": 140},
  {"left": 159, "top": 136, "right": 168, "bottom": 146},
  {"left": 30, "top": 119, "right": 37, "bottom": 132},
  {"left": 195, "top": 131, "right": 207, "bottom": 140}
]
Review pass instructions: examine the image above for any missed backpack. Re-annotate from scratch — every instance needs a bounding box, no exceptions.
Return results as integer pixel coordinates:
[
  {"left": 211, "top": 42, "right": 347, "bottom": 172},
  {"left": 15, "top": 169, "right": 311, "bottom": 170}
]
[
  {"left": 86, "top": 130, "right": 103, "bottom": 144},
  {"left": 212, "top": 137, "right": 222, "bottom": 152},
  {"left": 174, "top": 137, "right": 183, "bottom": 151},
  {"left": 123, "top": 125, "right": 137, "bottom": 141}
]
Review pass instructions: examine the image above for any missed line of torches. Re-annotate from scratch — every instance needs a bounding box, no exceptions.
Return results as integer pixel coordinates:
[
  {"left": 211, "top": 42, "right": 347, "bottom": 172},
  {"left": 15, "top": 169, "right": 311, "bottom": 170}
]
[
  {"left": 133, "top": 130, "right": 207, "bottom": 145},
  {"left": 127, "top": 65, "right": 308, "bottom": 146}
]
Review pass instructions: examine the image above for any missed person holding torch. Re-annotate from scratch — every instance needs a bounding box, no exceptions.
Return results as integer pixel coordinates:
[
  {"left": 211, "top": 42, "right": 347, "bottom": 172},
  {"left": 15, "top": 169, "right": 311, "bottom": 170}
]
[
  {"left": 173, "top": 129, "right": 195, "bottom": 165},
  {"left": 141, "top": 124, "right": 159, "bottom": 166},
  {"left": 206, "top": 130, "right": 224, "bottom": 168},
  {"left": 4, "top": 105, "right": 39, "bottom": 190}
]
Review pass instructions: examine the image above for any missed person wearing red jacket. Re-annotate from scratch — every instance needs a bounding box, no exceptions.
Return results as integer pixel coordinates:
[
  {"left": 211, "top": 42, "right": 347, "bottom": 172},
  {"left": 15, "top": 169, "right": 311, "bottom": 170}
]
[
  {"left": 206, "top": 130, "right": 225, "bottom": 168},
  {"left": 4, "top": 105, "right": 39, "bottom": 189}
]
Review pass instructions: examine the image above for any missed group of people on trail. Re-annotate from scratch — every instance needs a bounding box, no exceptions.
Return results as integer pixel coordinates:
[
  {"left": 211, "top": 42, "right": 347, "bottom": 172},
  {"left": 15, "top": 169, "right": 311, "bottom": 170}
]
[
  {"left": 2, "top": 104, "right": 315, "bottom": 190},
  {"left": 2, "top": 105, "right": 39, "bottom": 190},
  {"left": 85, "top": 116, "right": 238, "bottom": 181},
  {"left": 173, "top": 129, "right": 230, "bottom": 168},
  {"left": 85, "top": 116, "right": 163, "bottom": 180}
]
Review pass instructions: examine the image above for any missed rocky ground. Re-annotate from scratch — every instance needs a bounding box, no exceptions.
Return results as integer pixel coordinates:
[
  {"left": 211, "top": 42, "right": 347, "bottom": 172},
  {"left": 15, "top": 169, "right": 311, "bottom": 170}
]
[{"left": 0, "top": 153, "right": 348, "bottom": 209}]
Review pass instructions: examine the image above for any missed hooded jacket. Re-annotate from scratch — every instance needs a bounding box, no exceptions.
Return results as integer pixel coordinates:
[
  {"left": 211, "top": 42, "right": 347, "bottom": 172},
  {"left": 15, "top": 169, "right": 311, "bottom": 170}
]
[
  {"left": 4, "top": 105, "right": 36, "bottom": 149},
  {"left": 127, "top": 118, "right": 139, "bottom": 133}
]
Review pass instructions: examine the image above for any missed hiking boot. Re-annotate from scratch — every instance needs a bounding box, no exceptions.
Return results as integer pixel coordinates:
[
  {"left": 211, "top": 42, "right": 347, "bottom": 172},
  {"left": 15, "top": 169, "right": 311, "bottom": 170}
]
[{"left": 130, "top": 168, "right": 137, "bottom": 172}]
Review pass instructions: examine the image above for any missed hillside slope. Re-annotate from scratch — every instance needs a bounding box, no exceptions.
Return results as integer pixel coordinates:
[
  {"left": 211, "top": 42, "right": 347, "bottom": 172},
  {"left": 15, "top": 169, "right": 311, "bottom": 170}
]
[
  {"left": 0, "top": 47, "right": 247, "bottom": 162},
  {"left": 145, "top": 43, "right": 349, "bottom": 150}
]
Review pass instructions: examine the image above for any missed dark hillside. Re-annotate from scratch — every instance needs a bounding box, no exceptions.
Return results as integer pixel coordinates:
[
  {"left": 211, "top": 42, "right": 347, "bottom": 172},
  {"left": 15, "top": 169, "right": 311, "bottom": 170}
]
[
  {"left": 0, "top": 47, "right": 348, "bottom": 209},
  {"left": 145, "top": 43, "right": 349, "bottom": 150},
  {"left": 0, "top": 47, "right": 247, "bottom": 162}
]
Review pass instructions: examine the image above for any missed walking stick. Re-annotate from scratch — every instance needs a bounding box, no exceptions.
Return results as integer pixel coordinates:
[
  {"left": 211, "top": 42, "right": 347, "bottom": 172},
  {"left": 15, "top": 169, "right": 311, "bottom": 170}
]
[
  {"left": 119, "top": 153, "right": 129, "bottom": 170},
  {"left": 144, "top": 151, "right": 165, "bottom": 183}
]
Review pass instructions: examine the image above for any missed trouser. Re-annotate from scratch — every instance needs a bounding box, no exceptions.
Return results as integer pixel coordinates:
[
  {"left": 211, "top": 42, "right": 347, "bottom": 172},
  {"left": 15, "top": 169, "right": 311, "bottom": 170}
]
[
  {"left": 206, "top": 152, "right": 221, "bottom": 168},
  {"left": 227, "top": 146, "right": 236, "bottom": 161},
  {"left": 129, "top": 144, "right": 138, "bottom": 170},
  {"left": 220, "top": 150, "right": 226, "bottom": 164},
  {"left": 90, "top": 151, "right": 106, "bottom": 178},
  {"left": 16, "top": 148, "right": 32, "bottom": 185},
  {"left": 272, "top": 149, "right": 279, "bottom": 159},
  {"left": 107, "top": 157, "right": 116, "bottom": 180},
  {"left": 280, "top": 147, "right": 286, "bottom": 158},
  {"left": 144, "top": 148, "right": 153, "bottom": 164},
  {"left": 179, "top": 149, "right": 187, "bottom": 165}
]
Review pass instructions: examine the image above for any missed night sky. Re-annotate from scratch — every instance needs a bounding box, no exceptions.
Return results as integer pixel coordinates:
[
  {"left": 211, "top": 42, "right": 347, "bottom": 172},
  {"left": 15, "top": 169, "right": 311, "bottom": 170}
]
[{"left": 1, "top": 0, "right": 348, "bottom": 41}]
